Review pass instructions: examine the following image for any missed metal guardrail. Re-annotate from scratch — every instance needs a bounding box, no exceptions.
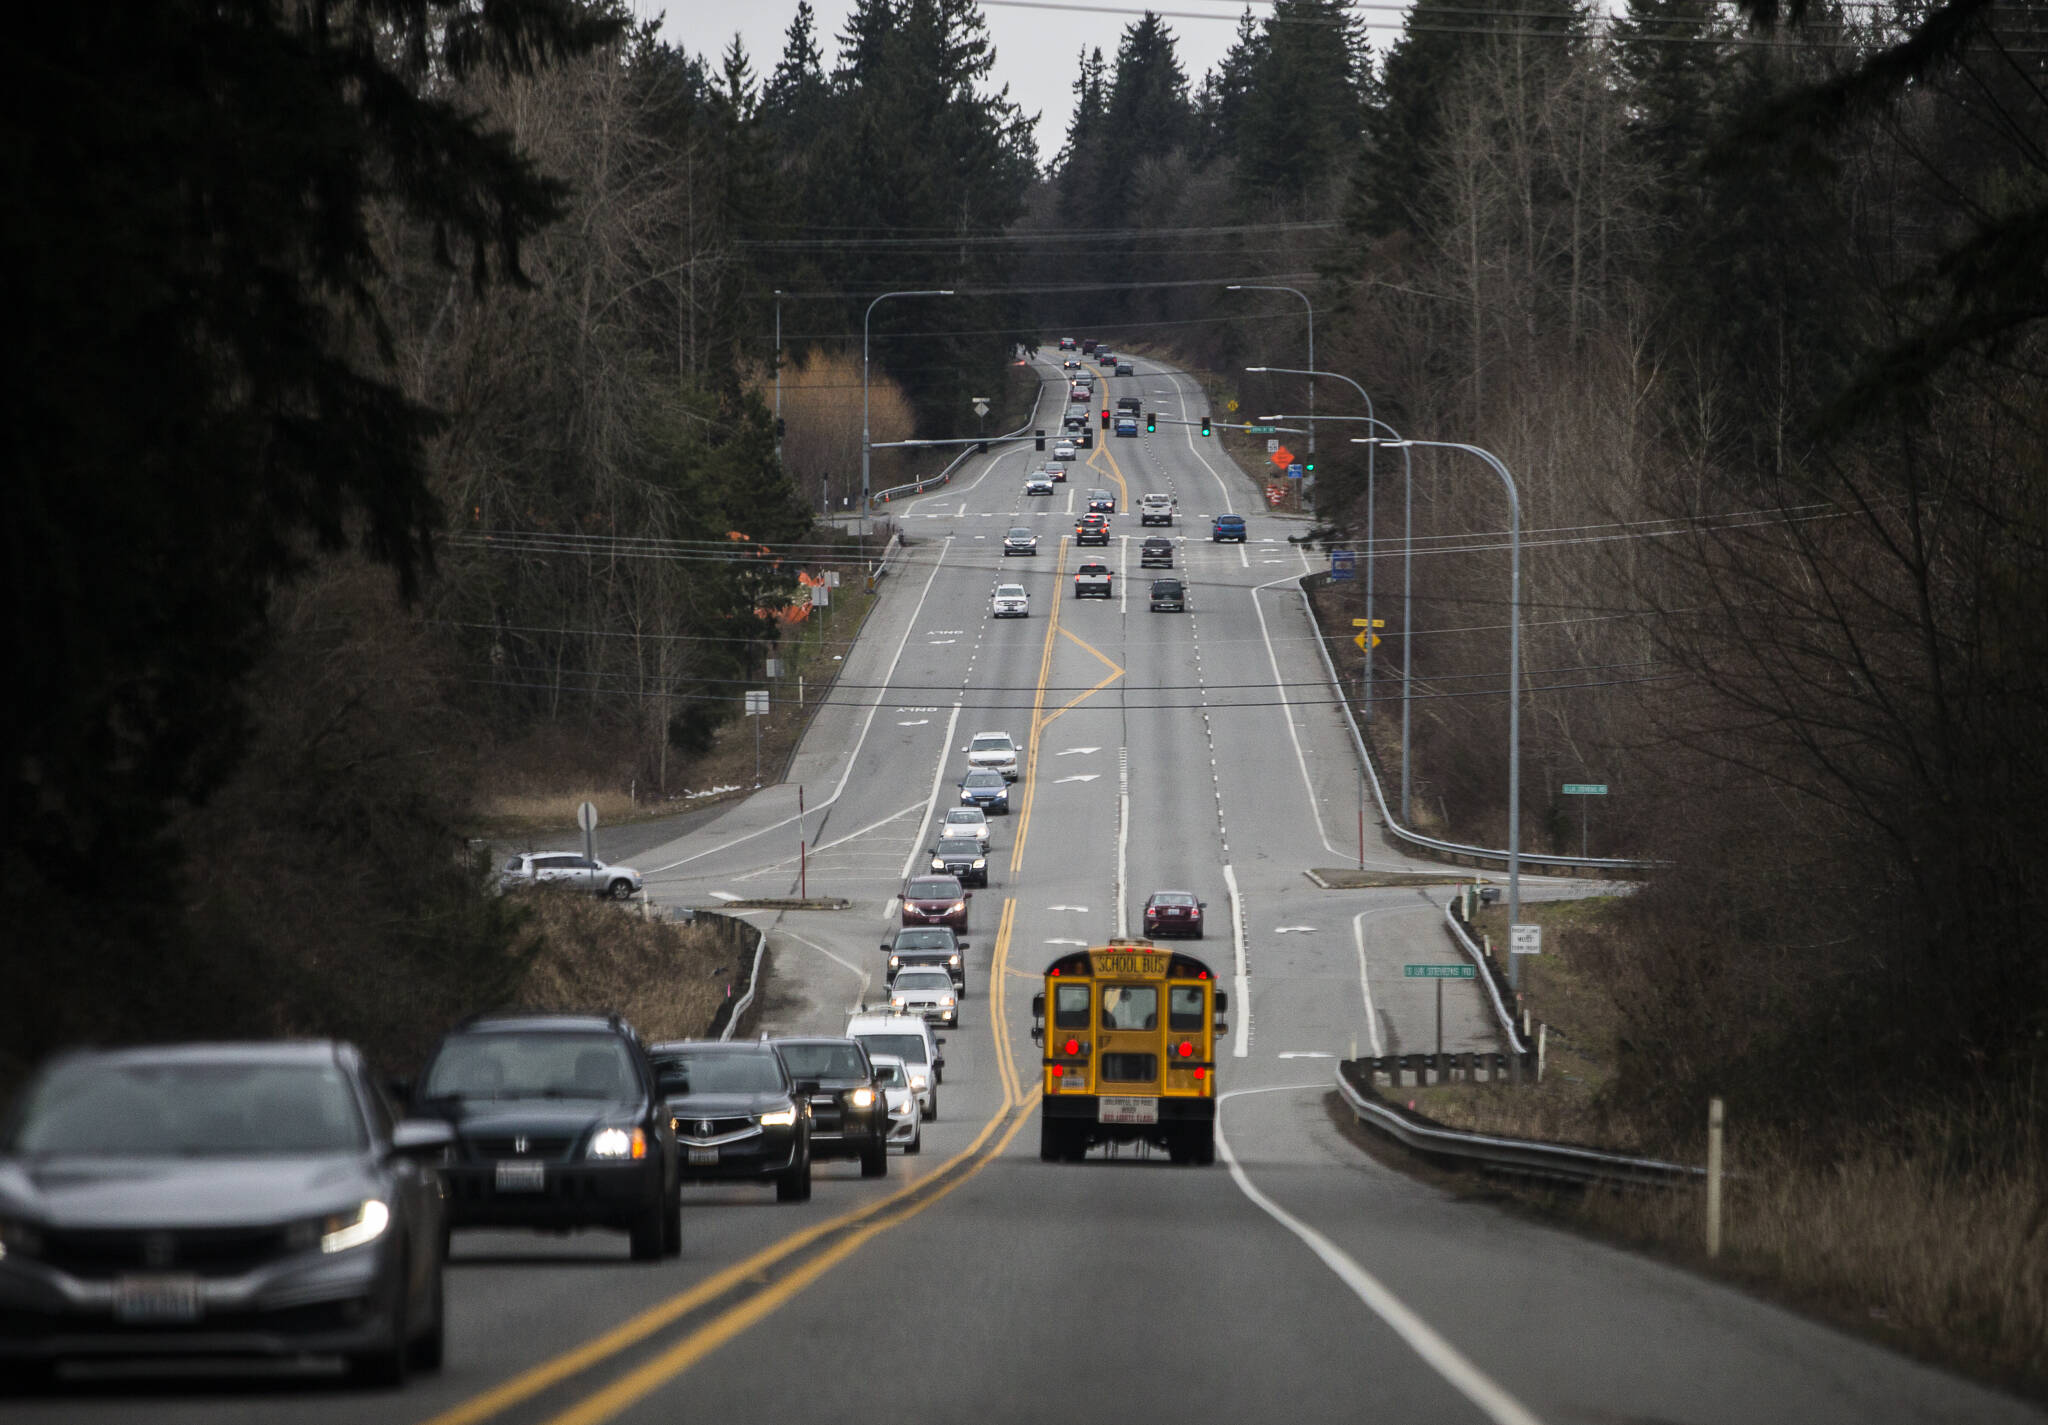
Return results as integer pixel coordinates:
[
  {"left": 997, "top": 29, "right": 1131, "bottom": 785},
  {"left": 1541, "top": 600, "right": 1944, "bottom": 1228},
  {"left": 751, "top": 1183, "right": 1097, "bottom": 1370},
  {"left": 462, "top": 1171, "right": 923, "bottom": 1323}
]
[
  {"left": 869, "top": 439, "right": 983, "bottom": 507},
  {"left": 1294, "top": 582, "right": 1655, "bottom": 874},
  {"left": 1443, "top": 897, "right": 1528, "bottom": 1055},
  {"left": 719, "top": 928, "right": 770, "bottom": 1041},
  {"left": 1333, "top": 1061, "right": 1702, "bottom": 1189}
]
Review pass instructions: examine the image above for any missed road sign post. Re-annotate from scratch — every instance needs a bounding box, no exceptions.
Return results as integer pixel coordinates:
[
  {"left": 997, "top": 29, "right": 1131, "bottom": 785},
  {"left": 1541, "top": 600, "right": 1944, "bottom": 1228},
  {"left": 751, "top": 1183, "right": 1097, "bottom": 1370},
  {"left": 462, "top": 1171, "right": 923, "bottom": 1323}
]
[
  {"left": 1562, "top": 782, "right": 1608, "bottom": 856},
  {"left": 577, "top": 799, "right": 598, "bottom": 865}
]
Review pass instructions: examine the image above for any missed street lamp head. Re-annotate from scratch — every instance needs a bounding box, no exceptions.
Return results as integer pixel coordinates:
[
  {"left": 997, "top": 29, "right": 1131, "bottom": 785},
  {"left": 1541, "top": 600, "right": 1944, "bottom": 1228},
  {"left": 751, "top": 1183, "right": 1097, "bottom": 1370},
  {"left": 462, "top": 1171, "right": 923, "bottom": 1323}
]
[
  {"left": 1226, "top": 284, "right": 1244, "bottom": 291},
  {"left": 1351, "top": 436, "right": 1410, "bottom": 448},
  {"left": 1245, "top": 365, "right": 1269, "bottom": 373}
]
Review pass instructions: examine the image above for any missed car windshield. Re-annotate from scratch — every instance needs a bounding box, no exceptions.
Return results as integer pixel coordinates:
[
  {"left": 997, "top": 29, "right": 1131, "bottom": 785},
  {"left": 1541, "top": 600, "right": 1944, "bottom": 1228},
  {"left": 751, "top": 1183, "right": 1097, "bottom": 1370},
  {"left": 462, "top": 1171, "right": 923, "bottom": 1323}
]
[
  {"left": 7, "top": 1060, "right": 367, "bottom": 1156},
  {"left": 872, "top": 1062, "right": 908, "bottom": 1088},
  {"left": 996, "top": 586, "right": 1025, "bottom": 599},
  {"left": 934, "top": 839, "right": 980, "bottom": 857},
  {"left": 1007, "top": 529, "right": 1031, "bottom": 539},
  {"left": 895, "top": 930, "right": 954, "bottom": 949},
  {"left": 422, "top": 1032, "right": 638, "bottom": 1102},
  {"left": 944, "top": 810, "right": 984, "bottom": 826},
  {"left": 1152, "top": 892, "right": 1196, "bottom": 906},
  {"left": 970, "top": 736, "right": 1013, "bottom": 752},
  {"left": 856, "top": 1033, "right": 930, "bottom": 1066},
  {"left": 965, "top": 771, "right": 1003, "bottom": 787},
  {"left": 896, "top": 970, "right": 952, "bottom": 990},
  {"left": 651, "top": 1052, "right": 785, "bottom": 1097},
  {"left": 906, "top": 879, "right": 959, "bottom": 899},
  {"left": 777, "top": 1043, "right": 867, "bottom": 1079}
]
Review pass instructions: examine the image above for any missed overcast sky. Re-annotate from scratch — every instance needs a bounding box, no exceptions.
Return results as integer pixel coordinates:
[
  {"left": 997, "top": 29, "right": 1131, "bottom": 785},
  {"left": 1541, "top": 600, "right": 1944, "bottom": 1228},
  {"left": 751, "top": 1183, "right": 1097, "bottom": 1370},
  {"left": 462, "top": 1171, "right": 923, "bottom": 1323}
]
[{"left": 636, "top": 2, "right": 1266, "bottom": 162}]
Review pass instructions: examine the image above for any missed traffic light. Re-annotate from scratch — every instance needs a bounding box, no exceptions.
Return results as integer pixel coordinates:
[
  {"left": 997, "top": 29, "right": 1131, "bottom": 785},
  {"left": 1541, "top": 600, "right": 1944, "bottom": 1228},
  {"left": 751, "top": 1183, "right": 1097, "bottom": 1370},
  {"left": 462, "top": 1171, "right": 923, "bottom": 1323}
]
[
  {"left": 1146, "top": 411, "right": 1156, "bottom": 433},
  {"left": 1035, "top": 429, "right": 1045, "bottom": 451},
  {"left": 1100, "top": 408, "right": 1110, "bottom": 429},
  {"left": 1304, "top": 459, "right": 1315, "bottom": 473},
  {"left": 1200, "top": 415, "right": 1211, "bottom": 438},
  {"left": 1081, "top": 431, "right": 1093, "bottom": 448}
]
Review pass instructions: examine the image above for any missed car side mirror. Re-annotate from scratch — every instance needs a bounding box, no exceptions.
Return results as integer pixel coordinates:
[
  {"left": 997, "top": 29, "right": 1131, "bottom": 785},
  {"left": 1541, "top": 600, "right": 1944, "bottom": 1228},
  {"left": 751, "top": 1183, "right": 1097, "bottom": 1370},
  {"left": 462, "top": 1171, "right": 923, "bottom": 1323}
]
[
  {"left": 880, "top": 943, "right": 892, "bottom": 953},
  {"left": 935, "top": 1037, "right": 947, "bottom": 1047},
  {"left": 935, "top": 1056, "right": 946, "bottom": 1070},
  {"left": 957, "top": 942, "right": 970, "bottom": 952},
  {"left": 1198, "top": 901, "right": 1207, "bottom": 908},
  {"left": 391, "top": 1118, "right": 454, "bottom": 1157}
]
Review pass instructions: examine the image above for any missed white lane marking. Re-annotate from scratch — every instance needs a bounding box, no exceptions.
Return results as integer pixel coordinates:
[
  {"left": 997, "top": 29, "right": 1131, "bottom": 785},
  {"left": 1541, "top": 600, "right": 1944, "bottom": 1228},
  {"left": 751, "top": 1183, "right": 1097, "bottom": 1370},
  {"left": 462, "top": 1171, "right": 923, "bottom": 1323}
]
[
  {"left": 1354, "top": 911, "right": 1386, "bottom": 1057},
  {"left": 1166, "top": 371, "right": 1238, "bottom": 515},
  {"left": 1224, "top": 862, "right": 1250, "bottom": 1059},
  {"left": 777, "top": 929, "right": 873, "bottom": 1007},
  {"left": 1278, "top": 1051, "right": 1333, "bottom": 1059},
  {"left": 928, "top": 639, "right": 957, "bottom": 645},
  {"left": 898, "top": 704, "right": 965, "bottom": 883},
  {"left": 898, "top": 719, "right": 930, "bottom": 726},
  {"left": 1119, "top": 534, "right": 1129, "bottom": 615},
  {"left": 882, "top": 898, "right": 900, "bottom": 922},
  {"left": 1274, "top": 925, "right": 1319, "bottom": 934},
  {"left": 1056, "top": 747, "right": 1100, "bottom": 756},
  {"left": 1216, "top": 1087, "right": 1547, "bottom": 1425},
  {"left": 1046, "top": 938, "right": 1089, "bottom": 947},
  {"left": 707, "top": 891, "right": 740, "bottom": 902},
  {"left": 1054, "top": 773, "right": 1100, "bottom": 783},
  {"left": 1046, "top": 904, "right": 1091, "bottom": 912},
  {"left": 1251, "top": 569, "right": 1345, "bottom": 859},
  {"left": 1115, "top": 747, "right": 1130, "bottom": 938},
  {"left": 646, "top": 537, "right": 954, "bottom": 874}
]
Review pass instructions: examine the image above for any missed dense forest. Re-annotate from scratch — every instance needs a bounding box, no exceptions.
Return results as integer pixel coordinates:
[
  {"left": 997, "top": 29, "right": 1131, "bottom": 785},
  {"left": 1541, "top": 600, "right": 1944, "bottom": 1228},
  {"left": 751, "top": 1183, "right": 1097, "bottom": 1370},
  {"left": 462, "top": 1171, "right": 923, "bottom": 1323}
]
[{"left": 5, "top": 0, "right": 2044, "bottom": 1152}]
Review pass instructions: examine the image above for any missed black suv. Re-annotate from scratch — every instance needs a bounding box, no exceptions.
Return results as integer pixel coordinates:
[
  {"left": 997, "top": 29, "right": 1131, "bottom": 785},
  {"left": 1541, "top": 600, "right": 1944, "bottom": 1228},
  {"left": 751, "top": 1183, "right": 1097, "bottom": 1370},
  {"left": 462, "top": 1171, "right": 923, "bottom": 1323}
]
[
  {"left": 927, "top": 835, "right": 989, "bottom": 888},
  {"left": 648, "top": 1041, "right": 811, "bottom": 1203},
  {"left": 770, "top": 1039, "right": 890, "bottom": 1178},
  {"left": 410, "top": 1013, "right": 681, "bottom": 1261},
  {"left": 884, "top": 926, "right": 969, "bottom": 995},
  {"left": 1140, "top": 536, "right": 1174, "bottom": 568}
]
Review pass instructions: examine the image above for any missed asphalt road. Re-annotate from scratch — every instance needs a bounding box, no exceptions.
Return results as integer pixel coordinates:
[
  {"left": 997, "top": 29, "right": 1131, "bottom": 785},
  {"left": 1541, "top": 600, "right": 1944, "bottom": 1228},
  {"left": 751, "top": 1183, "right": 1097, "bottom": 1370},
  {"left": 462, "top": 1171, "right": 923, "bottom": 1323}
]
[{"left": 25, "top": 357, "right": 2039, "bottom": 1425}]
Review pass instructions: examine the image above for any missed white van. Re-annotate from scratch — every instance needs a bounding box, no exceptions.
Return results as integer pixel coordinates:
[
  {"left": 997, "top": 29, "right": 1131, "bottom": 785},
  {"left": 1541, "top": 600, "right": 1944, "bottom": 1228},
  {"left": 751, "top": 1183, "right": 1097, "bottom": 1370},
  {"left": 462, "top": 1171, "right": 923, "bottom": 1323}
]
[{"left": 844, "top": 1012, "right": 944, "bottom": 1121}]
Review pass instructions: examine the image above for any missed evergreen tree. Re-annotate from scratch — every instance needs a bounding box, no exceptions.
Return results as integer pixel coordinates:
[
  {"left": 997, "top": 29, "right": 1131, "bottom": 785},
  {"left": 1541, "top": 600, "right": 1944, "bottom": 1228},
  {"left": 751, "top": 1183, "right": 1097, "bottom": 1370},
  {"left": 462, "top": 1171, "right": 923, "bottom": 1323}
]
[
  {"left": 1235, "top": 0, "right": 1369, "bottom": 212},
  {"left": 1194, "top": 7, "right": 1266, "bottom": 165},
  {"left": 763, "top": 1, "right": 829, "bottom": 138}
]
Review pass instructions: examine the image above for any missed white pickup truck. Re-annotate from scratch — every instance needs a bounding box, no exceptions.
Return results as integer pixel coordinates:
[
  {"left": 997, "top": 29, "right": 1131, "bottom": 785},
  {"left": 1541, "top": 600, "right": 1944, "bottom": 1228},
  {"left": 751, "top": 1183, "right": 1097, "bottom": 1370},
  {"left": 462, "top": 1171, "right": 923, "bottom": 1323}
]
[
  {"left": 1139, "top": 493, "right": 1175, "bottom": 526},
  {"left": 1073, "top": 563, "right": 1113, "bottom": 599}
]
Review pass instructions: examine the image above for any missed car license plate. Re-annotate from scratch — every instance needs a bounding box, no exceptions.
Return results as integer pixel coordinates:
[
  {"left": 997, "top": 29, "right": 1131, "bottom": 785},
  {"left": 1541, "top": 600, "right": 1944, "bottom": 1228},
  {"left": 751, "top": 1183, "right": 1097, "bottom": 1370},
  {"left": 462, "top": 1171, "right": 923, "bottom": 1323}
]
[
  {"left": 113, "top": 1274, "right": 202, "bottom": 1324},
  {"left": 1099, "top": 1097, "right": 1158, "bottom": 1125},
  {"left": 494, "top": 1159, "right": 546, "bottom": 1192},
  {"left": 688, "top": 1147, "right": 719, "bottom": 1166}
]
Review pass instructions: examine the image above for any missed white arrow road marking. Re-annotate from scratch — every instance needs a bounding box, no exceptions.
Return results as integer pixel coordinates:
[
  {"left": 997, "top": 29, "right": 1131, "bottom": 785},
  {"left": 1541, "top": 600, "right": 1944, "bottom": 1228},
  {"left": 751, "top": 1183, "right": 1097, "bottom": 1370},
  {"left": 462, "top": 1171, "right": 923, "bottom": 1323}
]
[
  {"left": 1056, "top": 747, "right": 1100, "bottom": 756},
  {"left": 1274, "top": 926, "right": 1319, "bottom": 934},
  {"left": 897, "top": 719, "right": 930, "bottom": 726},
  {"left": 1055, "top": 774, "right": 1101, "bottom": 783},
  {"left": 1046, "top": 904, "right": 1091, "bottom": 912},
  {"left": 1046, "top": 938, "right": 1089, "bottom": 947},
  {"left": 928, "top": 639, "right": 957, "bottom": 645},
  {"left": 708, "top": 891, "right": 740, "bottom": 902}
]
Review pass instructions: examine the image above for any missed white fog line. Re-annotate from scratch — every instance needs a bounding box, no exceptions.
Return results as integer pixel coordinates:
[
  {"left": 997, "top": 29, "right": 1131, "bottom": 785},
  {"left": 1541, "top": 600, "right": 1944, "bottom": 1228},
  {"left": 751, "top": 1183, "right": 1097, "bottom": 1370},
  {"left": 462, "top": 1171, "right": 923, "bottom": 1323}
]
[
  {"left": 1250, "top": 571, "right": 1344, "bottom": 859},
  {"left": 1216, "top": 1087, "right": 1546, "bottom": 1425},
  {"left": 778, "top": 929, "right": 873, "bottom": 1007},
  {"left": 1224, "top": 862, "right": 1250, "bottom": 1059},
  {"left": 1354, "top": 911, "right": 1386, "bottom": 1058},
  {"left": 646, "top": 538, "right": 954, "bottom": 874},
  {"left": 899, "top": 704, "right": 966, "bottom": 884},
  {"left": 1115, "top": 747, "right": 1130, "bottom": 939},
  {"left": 1167, "top": 370, "right": 1239, "bottom": 515}
]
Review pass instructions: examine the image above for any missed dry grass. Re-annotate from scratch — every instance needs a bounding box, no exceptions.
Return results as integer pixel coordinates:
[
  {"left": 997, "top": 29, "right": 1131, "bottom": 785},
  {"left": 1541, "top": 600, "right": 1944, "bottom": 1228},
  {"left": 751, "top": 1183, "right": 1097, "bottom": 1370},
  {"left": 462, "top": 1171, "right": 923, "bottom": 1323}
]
[
  {"left": 500, "top": 890, "right": 738, "bottom": 1043},
  {"left": 1396, "top": 893, "right": 2048, "bottom": 1396}
]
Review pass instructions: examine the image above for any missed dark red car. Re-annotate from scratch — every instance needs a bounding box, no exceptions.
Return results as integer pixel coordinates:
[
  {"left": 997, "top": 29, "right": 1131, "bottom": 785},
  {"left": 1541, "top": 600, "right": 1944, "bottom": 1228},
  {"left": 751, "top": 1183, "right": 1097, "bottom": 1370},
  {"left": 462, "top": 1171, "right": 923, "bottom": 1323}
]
[
  {"left": 1142, "top": 890, "right": 1206, "bottom": 939},
  {"left": 901, "top": 875, "right": 970, "bottom": 929}
]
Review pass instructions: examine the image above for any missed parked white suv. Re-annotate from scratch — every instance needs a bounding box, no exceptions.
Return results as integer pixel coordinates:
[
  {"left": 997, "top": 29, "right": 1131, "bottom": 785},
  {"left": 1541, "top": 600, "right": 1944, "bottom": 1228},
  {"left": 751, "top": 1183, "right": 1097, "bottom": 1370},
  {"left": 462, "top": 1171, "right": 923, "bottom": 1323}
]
[
  {"left": 499, "top": 851, "right": 643, "bottom": 900},
  {"left": 965, "top": 730, "right": 1019, "bottom": 780},
  {"left": 845, "top": 1012, "right": 945, "bottom": 1120}
]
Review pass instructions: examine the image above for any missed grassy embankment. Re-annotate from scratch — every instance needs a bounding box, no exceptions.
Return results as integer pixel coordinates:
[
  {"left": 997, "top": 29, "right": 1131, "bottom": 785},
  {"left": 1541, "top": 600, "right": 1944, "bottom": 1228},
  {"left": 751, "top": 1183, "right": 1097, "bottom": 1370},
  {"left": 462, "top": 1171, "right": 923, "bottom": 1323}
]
[{"left": 1397, "top": 896, "right": 2048, "bottom": 1397}]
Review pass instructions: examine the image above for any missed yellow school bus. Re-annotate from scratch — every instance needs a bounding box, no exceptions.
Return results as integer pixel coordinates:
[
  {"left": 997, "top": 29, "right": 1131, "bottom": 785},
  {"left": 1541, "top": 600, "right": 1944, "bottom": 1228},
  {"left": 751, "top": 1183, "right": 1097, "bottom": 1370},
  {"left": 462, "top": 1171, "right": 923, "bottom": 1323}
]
[{"left": 1030, "top": 940, "right": 1228, "bottom": 1164}]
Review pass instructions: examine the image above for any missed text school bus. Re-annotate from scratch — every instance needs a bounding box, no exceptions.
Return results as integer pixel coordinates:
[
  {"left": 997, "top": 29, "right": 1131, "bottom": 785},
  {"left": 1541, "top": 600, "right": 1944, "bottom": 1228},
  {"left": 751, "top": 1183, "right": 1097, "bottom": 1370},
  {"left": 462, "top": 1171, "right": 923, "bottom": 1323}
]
[{"left": 1030, "top": 941, "right": 1229, "bottom": 1164}]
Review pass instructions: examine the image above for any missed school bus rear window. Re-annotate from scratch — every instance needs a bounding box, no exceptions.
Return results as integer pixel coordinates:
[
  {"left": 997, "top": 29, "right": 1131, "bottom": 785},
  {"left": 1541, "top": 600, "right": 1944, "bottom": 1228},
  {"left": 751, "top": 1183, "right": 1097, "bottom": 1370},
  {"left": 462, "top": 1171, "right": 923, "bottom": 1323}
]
[
  {"left": 1053, "top": 984, "right": 1090, "bottom": 1028},
  {"left": 1100, "top": 986, "right": 1156, "bottom": 1030},
  {"left": 1168, "top": 986, "right": 1205, "bottom": 1031}
]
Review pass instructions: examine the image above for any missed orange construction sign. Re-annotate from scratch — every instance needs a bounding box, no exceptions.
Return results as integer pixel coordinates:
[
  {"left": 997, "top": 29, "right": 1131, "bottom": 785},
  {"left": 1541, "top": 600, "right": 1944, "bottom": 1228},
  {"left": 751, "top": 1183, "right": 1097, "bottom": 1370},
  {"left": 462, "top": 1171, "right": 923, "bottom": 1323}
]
[{"left": 1270, "top": 444, "right": 1295, "bottom": 469}]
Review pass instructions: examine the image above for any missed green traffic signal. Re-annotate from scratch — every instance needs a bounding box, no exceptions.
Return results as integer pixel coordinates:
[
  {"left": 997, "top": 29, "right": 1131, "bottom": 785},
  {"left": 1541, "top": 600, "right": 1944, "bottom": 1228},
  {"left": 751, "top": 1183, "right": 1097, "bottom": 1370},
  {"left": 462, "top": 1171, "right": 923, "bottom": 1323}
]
[
  {"left": 1146, "top": 412, "right": 1156, "bottom": 433},
  {"left": 1200, "top": 416, "right": 1211, "bottom": 437}
]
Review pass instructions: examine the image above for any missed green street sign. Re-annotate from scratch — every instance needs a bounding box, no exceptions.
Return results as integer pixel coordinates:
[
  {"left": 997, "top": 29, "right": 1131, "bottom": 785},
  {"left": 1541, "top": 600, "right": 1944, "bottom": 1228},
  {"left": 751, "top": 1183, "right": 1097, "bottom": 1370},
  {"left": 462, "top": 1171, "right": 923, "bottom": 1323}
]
[
  {"left": 1247, "top": 424, "right": 1279, "bottom": 434},
  {"left": 1562, "top": 783, "right": 1608, "bottom": 795},
  {"left": 1404, "top": 964, "right": 1476, "bottom": 979}
]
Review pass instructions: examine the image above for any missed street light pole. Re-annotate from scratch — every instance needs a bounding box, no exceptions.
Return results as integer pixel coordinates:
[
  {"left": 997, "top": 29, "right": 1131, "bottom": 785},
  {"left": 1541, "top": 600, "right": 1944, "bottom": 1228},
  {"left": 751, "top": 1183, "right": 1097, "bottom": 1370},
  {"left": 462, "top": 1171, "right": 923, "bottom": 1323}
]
[
  {"left": 1259, "top": 407, "right": 1416, "bottom": 824},
  {"left": 1227, "top": 286, "right": 1315, "bottom": 458},
  {"left": 862, "top": 288, "right": 954, "bottom": 537},
  {"left": 773, "top": 290, "right": 783, "bottom": 470},
  {"left": 1248, "top": 365, "right": 1375, "bottom": 719},
  {"left": 1358, "top": 436, "right": 1524, "bottom": 990}
]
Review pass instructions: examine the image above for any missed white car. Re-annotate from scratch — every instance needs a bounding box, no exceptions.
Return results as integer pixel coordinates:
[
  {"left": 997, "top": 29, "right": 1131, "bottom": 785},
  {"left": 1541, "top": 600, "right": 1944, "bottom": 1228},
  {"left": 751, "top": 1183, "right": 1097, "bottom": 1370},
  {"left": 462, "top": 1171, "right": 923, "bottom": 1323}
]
[
  {"left": 965, "top": 730, "right": 1019, "bottom": 780},
  {"left": 1053, "top": 441, "right": 1078, "bottom": 460},
  {"left": 866, "top": 1054, "right": 923, "bottom": 1152},
  {"left": 888, "top": 967, "right": 959, "bottom": 1030},
  {"left": 846, "top": 1012, "right": 944, "bottom": 1120},
  {"left": 991, "top": 584, "right": 1029, "bottom": 618},
  {"left": 498, "top": 851, "right": 643, "bottom": 900},
  {"left": 1025, "top": 475, "right": 1055, "bottom": 496},
  {"left": 939, "top": 806, "right": 990, "bottom": 846}
]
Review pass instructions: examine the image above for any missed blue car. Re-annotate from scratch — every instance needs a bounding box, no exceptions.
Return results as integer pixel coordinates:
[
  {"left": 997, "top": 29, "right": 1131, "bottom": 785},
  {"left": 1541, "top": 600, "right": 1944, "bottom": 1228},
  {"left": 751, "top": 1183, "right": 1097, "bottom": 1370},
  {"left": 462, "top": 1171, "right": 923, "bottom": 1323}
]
[
  {"left": 958, "top": 769, "right": 1011, "bottom": 813},
  {"left": 1212, "top": 514, "right": 1247, "bottom": 543}
]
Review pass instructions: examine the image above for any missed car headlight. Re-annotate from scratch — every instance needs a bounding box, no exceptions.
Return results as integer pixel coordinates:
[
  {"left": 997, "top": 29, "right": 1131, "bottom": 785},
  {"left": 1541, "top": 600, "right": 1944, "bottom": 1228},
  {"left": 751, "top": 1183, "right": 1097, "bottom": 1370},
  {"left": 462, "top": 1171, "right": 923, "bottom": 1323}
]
[
  {"left": 890, "top": 997, "right": 907, "bottom": 1009},
  {"left": 0, "top": 1218, "right": 44, "bottom": 1261},
  {"left": 759, "top": 1106, "right": 798, "bottom": 1127},
  {"left": 940, "top": 996, "right": 955, "bottom": 1007},
  {"left": 850, "top": 1088, "right": 876, "bottom": 1108},
  {"left": 889, "top": 955, "right": 901, "bottom": 967},
  {"left": 971, "top": 859, "right": 985, "bottom": 870},
  {"left": 949, "top": 952, "right": 962, "bottom": 965},
  {"left": 587, "top": 1126, "right": 648, "bottom": 1160},
  {"left": 932, "top": 856, "right": 946, "bottom": 869},
  {"left": 947, "top": 901, "right": 966, "bottom": 915},
  {"left": 316, "top": 1199, "right": 391, "bottom": 1254},
  {"left": 910, "top": 1075, "right": 928, "bottom": 1091}
]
